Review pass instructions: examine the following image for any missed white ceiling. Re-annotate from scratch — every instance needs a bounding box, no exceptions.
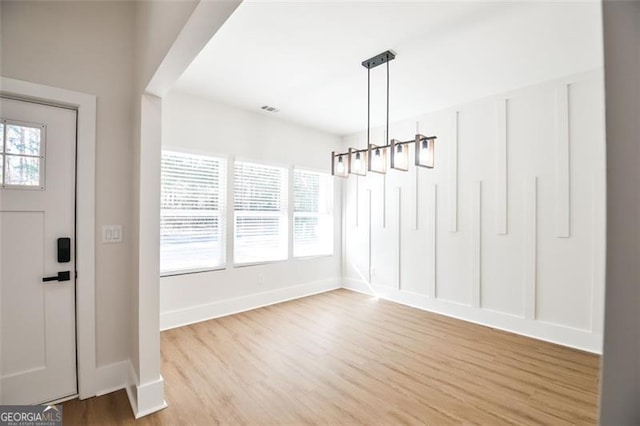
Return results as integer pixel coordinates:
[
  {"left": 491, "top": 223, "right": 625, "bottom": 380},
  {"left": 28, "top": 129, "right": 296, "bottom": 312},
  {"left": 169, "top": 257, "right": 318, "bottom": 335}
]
[{"left": 173, "top": 0, "right": 603, "bottom": 136}]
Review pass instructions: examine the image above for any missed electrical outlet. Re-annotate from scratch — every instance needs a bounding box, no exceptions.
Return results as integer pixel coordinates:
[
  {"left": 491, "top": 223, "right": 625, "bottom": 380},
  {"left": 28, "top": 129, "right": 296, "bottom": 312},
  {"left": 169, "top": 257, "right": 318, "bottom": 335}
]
[{"left": 257, "top": 273, "right": 265, "bottom": 285}]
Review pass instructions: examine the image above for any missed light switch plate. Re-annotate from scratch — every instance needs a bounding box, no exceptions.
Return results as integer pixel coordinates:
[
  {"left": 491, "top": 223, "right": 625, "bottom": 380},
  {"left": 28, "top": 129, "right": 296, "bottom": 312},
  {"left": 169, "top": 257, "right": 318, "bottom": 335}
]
[{"left": 102, "top": 225, "right": 123, "bottom": 243}]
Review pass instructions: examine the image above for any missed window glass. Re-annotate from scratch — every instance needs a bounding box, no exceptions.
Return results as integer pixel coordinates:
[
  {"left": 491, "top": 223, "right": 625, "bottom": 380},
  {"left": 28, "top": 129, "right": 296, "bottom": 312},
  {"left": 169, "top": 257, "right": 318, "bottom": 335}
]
[
  {"left": 234, "top": 161, "right": 288, "bottom": 264},
  {"left": 160, "top": 150, "right": 226, "bottom": 274},
  {"left": 6, "top": 124, "right": 41, "bottom": 156},
  {"left": 293, "top": 169, "right": 333, "bottom": 257},
  {"left": 1, "top": 122, "right": 44, "bottom": 188},
  {"left": 5, "top": 155, "right": 40, "bottom": 186}
]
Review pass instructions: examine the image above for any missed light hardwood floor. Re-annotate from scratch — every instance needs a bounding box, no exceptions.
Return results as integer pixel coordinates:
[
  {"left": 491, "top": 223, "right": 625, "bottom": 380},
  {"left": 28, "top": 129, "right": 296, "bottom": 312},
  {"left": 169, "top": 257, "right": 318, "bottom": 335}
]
[{"left": 63, "top": 289, "right": 600, "bottom": 425}]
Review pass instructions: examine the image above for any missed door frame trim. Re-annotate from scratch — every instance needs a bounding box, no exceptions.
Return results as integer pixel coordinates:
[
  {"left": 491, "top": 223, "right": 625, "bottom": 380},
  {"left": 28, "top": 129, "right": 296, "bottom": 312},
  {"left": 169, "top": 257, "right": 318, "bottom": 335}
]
[{"left": 1, "top": 77, "right": 97, "bottom": 399}]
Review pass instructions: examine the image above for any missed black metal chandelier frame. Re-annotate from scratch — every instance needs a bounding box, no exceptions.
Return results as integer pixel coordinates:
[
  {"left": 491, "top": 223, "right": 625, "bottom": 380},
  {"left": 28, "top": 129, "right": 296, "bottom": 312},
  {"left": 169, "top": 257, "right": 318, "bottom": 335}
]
[{"left": 331, "top": 50, "right": 437, "bottom": 178}]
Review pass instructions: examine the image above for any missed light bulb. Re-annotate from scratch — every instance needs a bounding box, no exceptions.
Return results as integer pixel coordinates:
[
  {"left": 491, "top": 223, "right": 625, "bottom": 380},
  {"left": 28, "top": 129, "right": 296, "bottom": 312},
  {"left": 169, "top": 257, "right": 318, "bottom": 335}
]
[
  {"left": 416, "top": 139, "right": 434, "bottom": 168},
  {"left": 370, "top": 146, "right": 386, "bottom": 173},
  {"left": 336, "top": 156, "right": 345, "bottom": 173},
  {"left": 420, "top": 140, "right": 429, "bottom": 162},
  {"left": 393, "top": 142, "right": 408, "bottom": 170},
  {"left": 372, "top": 151, "right": 382, "bottom": 169},
  {"left": 354, "top": 152, "right": 362, "bottom": 172}
]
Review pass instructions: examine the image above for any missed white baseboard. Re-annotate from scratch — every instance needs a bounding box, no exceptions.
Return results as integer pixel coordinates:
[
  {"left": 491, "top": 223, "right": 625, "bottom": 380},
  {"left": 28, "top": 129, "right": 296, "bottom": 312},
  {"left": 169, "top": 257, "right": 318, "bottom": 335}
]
[
  {"left": 87, "top": 279, "right": 339, "bottom": 418},
  {"left": 125, "top": 360, "right": 168, "bottom": 419},
  {"left": 94, "top": 360, "right": 130, "bottom": 396},
  {"left": 88, "top": 360, "right": 167, "bottom": 419},
  {"left": 89, "top": 277, "right": 597, "bottom": 421},
  {"left": 160, "top": 278, "right": 341, "bottom": 331},
  {"left": 342, "top": 279, "right": 602, "bottom": 354},
  {"left": 342, "top": 279, "right": 377, "bottom": 296}
]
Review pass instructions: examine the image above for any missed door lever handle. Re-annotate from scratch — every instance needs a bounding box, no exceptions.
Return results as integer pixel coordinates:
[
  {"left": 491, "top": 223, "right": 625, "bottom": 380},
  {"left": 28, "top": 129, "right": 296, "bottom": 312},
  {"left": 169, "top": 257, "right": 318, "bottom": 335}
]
[{"left": 42, "top": 271, "right": 71, "bottom": 282}]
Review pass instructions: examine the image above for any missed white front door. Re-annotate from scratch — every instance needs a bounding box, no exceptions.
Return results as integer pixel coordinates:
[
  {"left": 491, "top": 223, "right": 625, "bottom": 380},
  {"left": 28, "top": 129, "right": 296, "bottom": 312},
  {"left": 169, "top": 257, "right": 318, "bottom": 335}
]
[{"left": 0, "top": 97, "right": 77, "bottom": 404}]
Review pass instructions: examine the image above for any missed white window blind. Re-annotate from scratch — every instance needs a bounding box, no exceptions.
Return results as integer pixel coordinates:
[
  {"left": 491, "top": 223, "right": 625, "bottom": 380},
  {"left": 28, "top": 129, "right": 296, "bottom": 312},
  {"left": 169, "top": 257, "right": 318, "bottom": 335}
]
[
  {"left": 293, "top": 169, "right": 333, "bottom": 257},
  {"left": 160, "top": 150, "right": 226, "bottom": 274},
  {"left": 234, "top": 161, "right": 288, "bottom": 264}
]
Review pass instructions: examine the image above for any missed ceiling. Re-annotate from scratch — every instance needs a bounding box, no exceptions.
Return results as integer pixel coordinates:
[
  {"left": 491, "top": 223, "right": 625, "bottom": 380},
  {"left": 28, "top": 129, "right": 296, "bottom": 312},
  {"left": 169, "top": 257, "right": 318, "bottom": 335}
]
[{"left": 173, "top": 0, "right": 603, "bottom": 136}]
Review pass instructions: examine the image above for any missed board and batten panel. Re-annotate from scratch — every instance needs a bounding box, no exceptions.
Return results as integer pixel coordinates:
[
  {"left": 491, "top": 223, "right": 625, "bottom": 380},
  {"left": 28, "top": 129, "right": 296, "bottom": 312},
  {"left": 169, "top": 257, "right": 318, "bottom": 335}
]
[
  {"left": 398, "top": 145, "right": 427, "bottom": 295},
  {"left": 370, "top": 174, "right": 400, "bottom": 289},
  {"left": 496, "top": 98, "right": 509, "bottom": 235},
  {"left": 506, "top": 86, "right": 555, "bottom": 322},
  {"left": 341, "top": 70, "right": 605, "bottom": 352},
  {"left": 535, "top": 77, "right": 605, "bottom": 330},
  {"left": 343, "top": 176, "right": 371, "bottom": 284},
  {"left": 456, "top": 97, "right": 515, "bottom": 313},
  {"left": 433, "top": 110, "right": 471, "bottom": 304}
]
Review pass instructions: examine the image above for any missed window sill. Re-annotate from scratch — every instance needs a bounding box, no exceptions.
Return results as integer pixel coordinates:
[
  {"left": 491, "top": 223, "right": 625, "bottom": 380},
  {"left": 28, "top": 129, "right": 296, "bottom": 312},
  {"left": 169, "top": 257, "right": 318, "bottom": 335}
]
[
  {"left": 161, "top": 265, "right": 227, "bottom": 278},
  {"left": 161, "top": 253, "right": 337, "bottom": 276},
  {"left": 233, "top": 253, "right": 335, "bottom": 268},
  {"left": 292, "top": 253, "right": 335, "bottom": 261},
  {"left": 233, "top": 258, "right": 288, "bottom": 269}
]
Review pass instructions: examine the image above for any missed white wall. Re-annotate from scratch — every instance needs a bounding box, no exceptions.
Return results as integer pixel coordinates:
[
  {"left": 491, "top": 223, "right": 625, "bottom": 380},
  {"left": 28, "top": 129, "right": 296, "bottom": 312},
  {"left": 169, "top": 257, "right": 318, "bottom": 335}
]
[
  {"left": 134, "top": 1, "right": 199, "bottom": 93},
  {"left": 129, "top": 1, "right": 200, "bottom": 386},
  {"left": 342, "top": 70, "right": 606, "bottom": 353},
  {"left": 599, "top": 1, "right": 640, "bottom": 423},
  {"left": 159, "top": 91, "right": 342, "bottom": 329},
  {"left": 1, "top": 0, "right": 135, "bottom": 368},
  {"left": 1, "top": 1, "right": 208, "bottom": 410},
  {"left": 130, "top": 1, "right": 242, "bottom": 417}
]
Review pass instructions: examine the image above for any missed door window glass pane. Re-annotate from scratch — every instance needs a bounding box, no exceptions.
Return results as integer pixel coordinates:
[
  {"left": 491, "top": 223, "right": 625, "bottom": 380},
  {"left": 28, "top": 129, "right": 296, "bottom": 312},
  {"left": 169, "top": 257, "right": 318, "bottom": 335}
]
[
  {"left": 6, "top": 124, "right": 42, "bottom": 156},
  {"left": 6, "top": 155, "right": 40, "bottom": 186},
  {"left": 0, "top": 123, "right": 4, "bottom": 153}
]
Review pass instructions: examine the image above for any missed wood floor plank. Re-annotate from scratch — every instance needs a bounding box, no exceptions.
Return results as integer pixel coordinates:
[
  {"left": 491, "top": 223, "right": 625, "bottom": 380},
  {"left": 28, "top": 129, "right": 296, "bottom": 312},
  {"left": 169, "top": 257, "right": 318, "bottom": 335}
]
[{"left": 62, "top": 289, "right": 600, "bottom": 425}]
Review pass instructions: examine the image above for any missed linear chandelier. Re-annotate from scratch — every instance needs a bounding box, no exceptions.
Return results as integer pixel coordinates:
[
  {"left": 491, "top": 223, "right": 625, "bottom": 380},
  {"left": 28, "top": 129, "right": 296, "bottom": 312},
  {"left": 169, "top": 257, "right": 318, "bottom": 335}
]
[{"left": 331, "top": 50, "right": 437, "bottom": 178}]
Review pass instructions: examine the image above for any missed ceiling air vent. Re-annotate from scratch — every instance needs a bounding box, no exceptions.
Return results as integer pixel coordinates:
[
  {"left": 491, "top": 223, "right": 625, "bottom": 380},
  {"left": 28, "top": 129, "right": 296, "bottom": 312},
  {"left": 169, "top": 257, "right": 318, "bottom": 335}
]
[{"left": 261, "top": 105, "right": 279, "bottom": 113}]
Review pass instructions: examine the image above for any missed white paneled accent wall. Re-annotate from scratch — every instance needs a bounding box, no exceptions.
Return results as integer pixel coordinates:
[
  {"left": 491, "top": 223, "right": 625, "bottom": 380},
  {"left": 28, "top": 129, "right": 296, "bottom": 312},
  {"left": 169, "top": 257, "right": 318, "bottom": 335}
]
[{"left": 343, "top": 70, "right": 606, "bottom": 353}]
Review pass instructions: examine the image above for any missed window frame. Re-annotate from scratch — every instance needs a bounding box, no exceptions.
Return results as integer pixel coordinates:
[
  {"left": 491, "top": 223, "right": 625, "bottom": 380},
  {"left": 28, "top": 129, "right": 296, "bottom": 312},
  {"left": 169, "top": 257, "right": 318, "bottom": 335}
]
[
  {"left": 0, "top": 118, "right": 47, "bottom": 190},
  {"left": 160, "top": 149, "right": 228, "bottom": 277},
  {"left": 292, "top": 166, "right": 334, "bottom": 259}
]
